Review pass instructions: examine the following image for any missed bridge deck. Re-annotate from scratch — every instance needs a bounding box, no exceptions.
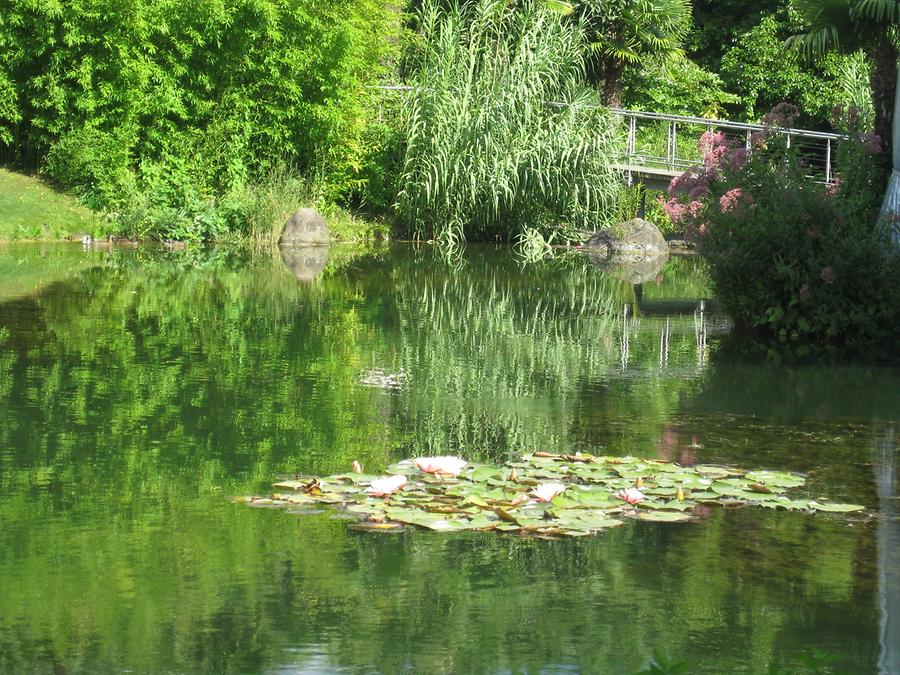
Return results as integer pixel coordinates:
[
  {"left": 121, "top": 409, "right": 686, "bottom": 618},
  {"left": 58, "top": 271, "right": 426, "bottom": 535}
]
[{"left": 613, "top": 164, "right": 682, "bottom": 192}]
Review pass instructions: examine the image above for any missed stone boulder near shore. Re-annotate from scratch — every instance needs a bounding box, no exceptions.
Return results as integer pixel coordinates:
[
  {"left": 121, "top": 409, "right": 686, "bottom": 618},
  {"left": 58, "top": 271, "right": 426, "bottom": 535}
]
[
  {"left": 279, "top": 208, "right": 330, "bottom": 246},
  {"left": 581, "top": 218, "right": 669, "bottom": 259}
]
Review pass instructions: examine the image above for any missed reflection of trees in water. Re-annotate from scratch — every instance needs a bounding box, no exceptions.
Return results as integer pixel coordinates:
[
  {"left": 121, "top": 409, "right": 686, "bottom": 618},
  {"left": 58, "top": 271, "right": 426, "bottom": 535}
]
[
  {"left": 0, "top": 247, "right": 401, "bottom": 507},
  {"left": 381, "top": 249, "right": 716, "bottom": 460},
  {"left": 0, "top": 487, "right": 879, "bottom": 672}
]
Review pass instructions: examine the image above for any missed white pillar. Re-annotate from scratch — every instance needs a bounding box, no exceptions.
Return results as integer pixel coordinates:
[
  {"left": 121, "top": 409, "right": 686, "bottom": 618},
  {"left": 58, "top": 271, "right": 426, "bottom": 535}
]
[{"left": 878, "top": 67, "right": 900, "bottom": 248}]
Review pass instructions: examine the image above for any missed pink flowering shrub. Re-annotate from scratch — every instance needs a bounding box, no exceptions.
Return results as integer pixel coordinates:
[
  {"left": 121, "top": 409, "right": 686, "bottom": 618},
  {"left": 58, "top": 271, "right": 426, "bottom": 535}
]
[
  {"left": 718, "top": 188, "right": 752, "bottom": 213},
  {"left": 664, "top": 105, "right": 899, "bottom": 361}
]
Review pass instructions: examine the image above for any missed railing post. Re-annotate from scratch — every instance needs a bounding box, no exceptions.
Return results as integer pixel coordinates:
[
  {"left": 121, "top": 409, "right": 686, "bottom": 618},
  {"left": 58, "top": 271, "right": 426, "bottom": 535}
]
[
  {"left": 628, "top": 115, "right": 637, "bottom": 158},
  {"left": 666, "top": 121, "right": 675, "bottom": 168},
  {"left": 672, "top": 122, "right": 678, "bottom": 170},
  {"left": 826, "top": 138, "right": 832, "bottom": 183},
  {"left": 746, "top": 129, "right": 752, "bottom": 151}
]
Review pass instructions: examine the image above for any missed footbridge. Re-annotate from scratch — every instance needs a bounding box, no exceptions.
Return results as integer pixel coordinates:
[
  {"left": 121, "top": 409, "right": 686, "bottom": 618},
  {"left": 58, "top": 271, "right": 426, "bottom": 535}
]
[{"left": 610, "top": 108, "right": 844, "bottom": 192}]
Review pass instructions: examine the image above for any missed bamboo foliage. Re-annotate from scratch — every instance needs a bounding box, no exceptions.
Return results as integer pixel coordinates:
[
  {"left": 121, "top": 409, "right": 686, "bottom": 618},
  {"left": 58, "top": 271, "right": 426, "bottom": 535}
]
[{"left": 396, "top": 0, "right": 624, "bottom": 246}]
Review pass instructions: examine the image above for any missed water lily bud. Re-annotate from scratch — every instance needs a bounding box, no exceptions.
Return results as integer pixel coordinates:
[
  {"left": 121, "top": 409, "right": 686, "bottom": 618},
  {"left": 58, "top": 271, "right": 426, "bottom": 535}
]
[
  {"left": 351, "top": 460, "right": 362, "bottom": 473},
  {"left": 508, "top": 468, "right": 518, "bottom": 482},
  {"left": 635, "top": 477, "right": 644, "bottom": 488},
  {"left": 676, "top": 486, "right": 685, "bottom": 501}
]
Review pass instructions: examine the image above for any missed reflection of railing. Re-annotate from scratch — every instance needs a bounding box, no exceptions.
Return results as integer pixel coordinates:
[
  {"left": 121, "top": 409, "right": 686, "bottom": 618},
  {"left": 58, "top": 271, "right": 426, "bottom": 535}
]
[{"left": 617, "top": 300, "right": 728, "bottom": 372}]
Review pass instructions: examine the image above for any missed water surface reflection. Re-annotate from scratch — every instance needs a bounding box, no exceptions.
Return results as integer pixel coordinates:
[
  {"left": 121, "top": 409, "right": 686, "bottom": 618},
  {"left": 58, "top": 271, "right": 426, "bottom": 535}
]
[{"left": 0, "top": 243, "right": 895, "bottom": 673}]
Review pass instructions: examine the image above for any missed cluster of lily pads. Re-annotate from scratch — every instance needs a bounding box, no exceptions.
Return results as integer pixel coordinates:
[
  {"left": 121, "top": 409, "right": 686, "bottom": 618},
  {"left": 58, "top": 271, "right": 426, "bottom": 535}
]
[{"left": 241, "top": 453, "right": 865, "bottom": 538}]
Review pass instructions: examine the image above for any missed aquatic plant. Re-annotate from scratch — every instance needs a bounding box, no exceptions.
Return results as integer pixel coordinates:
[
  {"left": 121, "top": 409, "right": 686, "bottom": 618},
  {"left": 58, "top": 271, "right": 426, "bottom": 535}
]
[
  {"left": 532, "top": 482, "right": 567, "bottom": 502},
  {"left": 242, "top": 452, "right": 865, "bottom": 538}
]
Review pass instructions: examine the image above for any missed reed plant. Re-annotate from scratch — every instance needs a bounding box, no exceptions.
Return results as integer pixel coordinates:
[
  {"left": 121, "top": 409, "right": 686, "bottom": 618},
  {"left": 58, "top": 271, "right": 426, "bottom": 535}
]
[{"left": 396, "top": 0, "right": 624, "bottom": 248}]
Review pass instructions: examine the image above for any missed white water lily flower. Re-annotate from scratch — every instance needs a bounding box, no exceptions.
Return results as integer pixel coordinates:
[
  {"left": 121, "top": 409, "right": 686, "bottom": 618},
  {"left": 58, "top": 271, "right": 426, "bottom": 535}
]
[
  {"left": 532, "top": 482, "right": 566, "bottom": 502},
  {"left": 616, "top": 487, "right": 645, "bottom": 504},
  {"left": 414, "top": 456, "right": 468, "bottom": 476},
  {"left": 366, "top": 474, "right": 407, "bottom": 496}
]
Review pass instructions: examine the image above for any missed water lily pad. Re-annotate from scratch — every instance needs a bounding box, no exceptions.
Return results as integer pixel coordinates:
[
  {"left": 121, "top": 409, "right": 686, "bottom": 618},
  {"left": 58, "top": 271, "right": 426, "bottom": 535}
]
[
  {"left": 643, "top": 486, "right": 678, "bottom": 496},
  {"left": 348, "top": 522, "right": 405, "bottom": 532},
  {"left": 649, "top": 462, "right": 686, "bottom": 473},
  {"left": 675, "top": 475, "right": 715, "bottom": 490},
  {"left": 695, "top": 466, "right": 734, "bottom": 479},
  {"left": 660, "top": 500, "right": 695, "bottom": 511},
  {"left": 562, "top": 514, "right": 624, "bottom": 530},
  {"left": 346, "top": 503, "right": 385, "bottom": 515},
  {"left": 745, "top": 470, "right": 805, "bottom": 488},
  {"left": 469, "top": 466, "right": 502, "bottom": 482},
  {"left": 635, "top": 511, "right": 693, "bottom": 523},
  {"left": 569, "top": 491, "right": 620, "bottom": 509},
  {"left": 272, "top": 480, "right": 309, "bottom": 491},
  {"left": 467, "top": 512, "right": 500, "bottom": 529},
  {"left": 808, "top": 501, "right": 865, "bottom": 513}
]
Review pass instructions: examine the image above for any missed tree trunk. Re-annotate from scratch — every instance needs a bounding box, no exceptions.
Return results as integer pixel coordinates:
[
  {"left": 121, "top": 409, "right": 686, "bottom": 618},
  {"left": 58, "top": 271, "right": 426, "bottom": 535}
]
[
  {"left": 870, "top": 39, "right": 897, "bottom": 157},
  {"left": 601, "top": 58, "right": 625, "bottom": 108}
]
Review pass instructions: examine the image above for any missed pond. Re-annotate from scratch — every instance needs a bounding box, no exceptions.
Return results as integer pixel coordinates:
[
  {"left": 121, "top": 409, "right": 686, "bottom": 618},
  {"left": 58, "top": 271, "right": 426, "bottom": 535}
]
[{"left": 0, "top": 242, "right": 897, "bottom": 673}]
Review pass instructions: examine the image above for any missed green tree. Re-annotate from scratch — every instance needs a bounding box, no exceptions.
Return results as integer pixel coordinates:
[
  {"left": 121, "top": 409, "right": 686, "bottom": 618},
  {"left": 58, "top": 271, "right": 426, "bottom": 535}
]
[
  {"left": 0, "top": 0, "right": 403, "bottom": 238},
  {"left": 788, "top": 0, "right": 900, "bottom": 152},
  {"left": 578, "top": 0, "right": 692, "bottom": 107},
  {"left": 721, "top": 15, "right": 866, "bottom": 128}
]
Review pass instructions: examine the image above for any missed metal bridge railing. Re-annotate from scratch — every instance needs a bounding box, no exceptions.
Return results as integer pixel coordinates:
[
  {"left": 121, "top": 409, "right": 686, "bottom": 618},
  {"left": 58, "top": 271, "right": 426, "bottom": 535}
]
[{"left": 610, "top": 108, "right": 845, "bottom": 184}]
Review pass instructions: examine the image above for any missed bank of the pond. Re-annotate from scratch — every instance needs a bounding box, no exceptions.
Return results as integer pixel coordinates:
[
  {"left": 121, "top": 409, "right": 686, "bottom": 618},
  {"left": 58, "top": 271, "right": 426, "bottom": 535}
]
[
  {"left": 0, "top": 168, "right": 389, "bottom": 245},
  {"left": 0, "top": 168, "right": 107, "bottom": 241}
]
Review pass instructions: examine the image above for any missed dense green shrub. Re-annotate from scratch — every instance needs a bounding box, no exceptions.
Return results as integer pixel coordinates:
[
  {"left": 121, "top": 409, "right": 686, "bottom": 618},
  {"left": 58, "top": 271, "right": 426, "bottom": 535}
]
[
  {"left": 0, "top": 0, "right": 402, "bottom": 239},
  {"left": 661, "top": 105, "right": 898, "bottom": 361},
  {"left": 396, "top": 0, "right": 623, "bottom": 247},
  {"left": 719, "top": 15, "right": 873, "bottom": 129}
]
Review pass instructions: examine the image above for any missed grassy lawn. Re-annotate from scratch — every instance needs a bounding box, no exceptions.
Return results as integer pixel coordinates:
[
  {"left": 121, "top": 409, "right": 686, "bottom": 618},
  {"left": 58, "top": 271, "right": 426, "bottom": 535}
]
[{"left": 0, "top": 168, "right": 108, "bottom": 240}]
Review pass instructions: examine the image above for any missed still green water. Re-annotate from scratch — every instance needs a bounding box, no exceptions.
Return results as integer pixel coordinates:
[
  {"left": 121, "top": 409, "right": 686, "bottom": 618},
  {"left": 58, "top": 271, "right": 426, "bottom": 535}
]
[{"left": 0, "top": 243, "right": 897, "bottom": 674}]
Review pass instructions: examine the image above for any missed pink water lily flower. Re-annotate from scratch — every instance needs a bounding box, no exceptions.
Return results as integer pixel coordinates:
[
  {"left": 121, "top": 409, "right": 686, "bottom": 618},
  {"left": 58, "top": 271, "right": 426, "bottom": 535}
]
[
  {"left": 617, "top": 488, "right": 645, "bottom": 504},
  {"left": 366, "top": 474, "right": 407, "bottom": 496},
  {"left": 532, "top": 482, "right": 566, "bottom": 502},
  {"left": 414, "top": 456, "right": 467, "bottom": 476}
]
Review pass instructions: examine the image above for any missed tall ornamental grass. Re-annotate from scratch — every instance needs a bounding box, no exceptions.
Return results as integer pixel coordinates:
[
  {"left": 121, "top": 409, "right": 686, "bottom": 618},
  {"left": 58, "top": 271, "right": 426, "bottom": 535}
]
[{"left": 396, "top": 0, "right": 623, "bottom": 247}]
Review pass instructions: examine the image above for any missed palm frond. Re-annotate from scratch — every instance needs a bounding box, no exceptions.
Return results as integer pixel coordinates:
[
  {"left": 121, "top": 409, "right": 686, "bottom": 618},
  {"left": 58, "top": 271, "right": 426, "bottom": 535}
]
[
  {"left": 788, "top": 0, "right": 900, "bottom": 55},
  {"left": 853, "top": 0, "right": 900, "bottom": 22}
]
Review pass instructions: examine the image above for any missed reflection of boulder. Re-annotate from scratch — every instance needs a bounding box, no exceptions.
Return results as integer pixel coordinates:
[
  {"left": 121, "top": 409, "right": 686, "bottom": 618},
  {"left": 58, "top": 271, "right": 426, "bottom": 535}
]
[
  {"left": 582, "top": 249, "right": 668, "bottom": 285},
  {"left": 278, "top": 208, "right": 330, "bottom": 246},
  {"left": 279, "top": 246, "right": 328, "bottom": 281},
  {"left": 360, "top": 368, "right": 407, "bottom": 390},
  {"left": 582, "top": 218, "right": 669, "bottom": 259}
]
